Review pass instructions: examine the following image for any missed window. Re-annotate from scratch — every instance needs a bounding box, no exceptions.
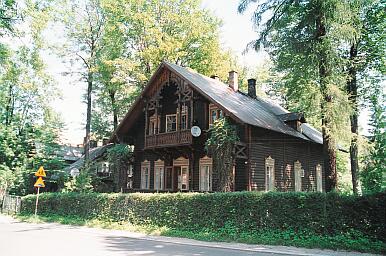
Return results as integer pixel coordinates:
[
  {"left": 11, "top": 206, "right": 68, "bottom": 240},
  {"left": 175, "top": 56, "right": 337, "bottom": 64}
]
[
  {"left": 265, "top": 156, "right": 275, "bottom": 191},
  {"left": 166, "top": 114, "right": 177, "bottom": 132},
  {"left": 200, "top": 165, "right": 212, "bottom": 191},
  {"left": 181, "top": 113, "right": 188, "bottom": 130},
  {"left": 209, "top": 103, "right": 223, "bottom": 126},
  {"left": 294, "top": 161, "right": 302, "bottom": 192},
  {"left": 199, "top": 156, "right": 212, "bottom": 191},
  {"left": 141, "top": 161, "right": 150, "bottom": 189},
  {"left": 178, "top": 166, "right": 189, "bottom": 191},
  {"left": 148, "top": 115, "right": 159, "bottom": 135},
  {"left": 97, "top": 162, "right": 110, "bottom": 177},
  {"left": 316, "top": 164, "right": 322, "bottom": 192},
  {"left": 154, "top": 160, "right": 164, "bottom": 191}
]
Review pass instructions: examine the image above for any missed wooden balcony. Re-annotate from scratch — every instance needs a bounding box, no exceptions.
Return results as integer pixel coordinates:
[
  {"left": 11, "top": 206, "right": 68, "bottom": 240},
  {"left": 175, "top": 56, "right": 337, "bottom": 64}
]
[{"left": 145, "top": 130, "right": 192, "bottom": 149}]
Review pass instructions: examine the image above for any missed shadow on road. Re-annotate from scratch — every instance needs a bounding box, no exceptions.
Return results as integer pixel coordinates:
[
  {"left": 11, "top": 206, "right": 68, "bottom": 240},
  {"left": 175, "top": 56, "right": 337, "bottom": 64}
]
[{"left": 102, "top": 235, "right": 255, "bottom": 256}]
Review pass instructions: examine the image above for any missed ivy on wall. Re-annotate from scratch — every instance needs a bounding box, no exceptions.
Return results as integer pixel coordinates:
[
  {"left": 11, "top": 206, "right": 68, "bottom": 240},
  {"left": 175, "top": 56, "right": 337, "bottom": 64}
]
[
  {"left": 107, "top": 144, "right": 132, "bottom": 192},
  {"left": 206, "top": 118, "right": 239, "bottom": 192}
]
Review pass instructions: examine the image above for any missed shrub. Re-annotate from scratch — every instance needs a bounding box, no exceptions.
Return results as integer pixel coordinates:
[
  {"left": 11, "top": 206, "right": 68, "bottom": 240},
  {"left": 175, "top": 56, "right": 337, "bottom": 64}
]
[{"left": 21, "top": 191, "right": 386, "bottom": 244}]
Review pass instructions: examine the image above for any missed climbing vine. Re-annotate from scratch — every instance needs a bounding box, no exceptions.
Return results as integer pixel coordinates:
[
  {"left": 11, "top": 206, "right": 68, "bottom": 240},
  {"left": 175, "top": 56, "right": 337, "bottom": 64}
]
[
  {"left": 206, "top": 118, "right": 239, "bottom": 192},
  {"left": 107, "top": 144, "right": 132, "bottom": 192}
]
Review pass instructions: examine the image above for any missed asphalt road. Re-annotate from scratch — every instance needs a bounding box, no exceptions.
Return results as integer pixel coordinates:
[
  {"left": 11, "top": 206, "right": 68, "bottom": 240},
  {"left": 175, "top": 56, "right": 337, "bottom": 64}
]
[{"left": 0, "top": 215, "right": 376, "bottom": 256}]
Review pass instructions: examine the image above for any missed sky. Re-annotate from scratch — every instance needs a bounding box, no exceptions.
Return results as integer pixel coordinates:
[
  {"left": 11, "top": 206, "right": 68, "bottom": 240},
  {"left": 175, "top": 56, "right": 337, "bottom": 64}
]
[{"left": 45, "top": 0, "right": 369, "bottom": 145}]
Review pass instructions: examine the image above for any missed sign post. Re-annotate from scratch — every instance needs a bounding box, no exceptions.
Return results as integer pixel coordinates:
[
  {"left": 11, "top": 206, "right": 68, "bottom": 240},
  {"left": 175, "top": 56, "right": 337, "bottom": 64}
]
[{"left": 34, "top": 167, "right": 46, "bottom": 217}]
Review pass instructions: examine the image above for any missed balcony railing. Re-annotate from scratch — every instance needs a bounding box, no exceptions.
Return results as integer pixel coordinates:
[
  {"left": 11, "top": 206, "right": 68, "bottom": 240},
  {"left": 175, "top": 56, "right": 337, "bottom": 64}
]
[{"left": 145, "top": 130, "right": 192, "bottom": 149}]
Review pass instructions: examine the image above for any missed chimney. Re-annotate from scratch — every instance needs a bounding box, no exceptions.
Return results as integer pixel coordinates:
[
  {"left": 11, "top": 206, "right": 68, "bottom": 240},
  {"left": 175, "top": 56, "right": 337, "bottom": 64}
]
[
  {"left": 210, "top": 75, "right": 220, "bottom": 81},
  {"left": 248, "top": 78, "right": 256, "bottom": 98},
  {"left": 228, "top": 71, "right": 238, "bottom": 91}
]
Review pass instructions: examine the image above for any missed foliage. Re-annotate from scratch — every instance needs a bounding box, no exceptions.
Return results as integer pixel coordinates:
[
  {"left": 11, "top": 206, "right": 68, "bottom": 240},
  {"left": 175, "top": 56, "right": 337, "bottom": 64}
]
[
  {"left": 63, "top": 169, "right": 94, "bottom": 193},
  {"left": 206, "top": 118, "right": 238, "bottom": 191},
  {"left": 89, "top": 0, "right": 241, "bottom": 138},
  {"left": 0, "top": 1, "right": 65, "bottom": 195},
  {"left": 0, "top": 0, "right": 19, "bottom": 35},
  {"left": 20, "top": 191, "right": 386, "bottom": 253},
  {"left": 361, "top": 89, "right": 385, "bottom": 193},
  {"left": 106, "top": 144, "right": 132, "bottom": 192}
]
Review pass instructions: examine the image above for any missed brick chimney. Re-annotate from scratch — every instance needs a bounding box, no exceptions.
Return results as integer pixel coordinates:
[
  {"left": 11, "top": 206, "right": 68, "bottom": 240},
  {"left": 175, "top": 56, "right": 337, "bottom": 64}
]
[
  {"left": 228, "top": 71, "right": 238, "bottom": 91},
  {"left": 248, "top": 78, "right": 256, "bottom": 98},
  {"left": 210, "top": 75, "right": 220, "bottom": 81}
]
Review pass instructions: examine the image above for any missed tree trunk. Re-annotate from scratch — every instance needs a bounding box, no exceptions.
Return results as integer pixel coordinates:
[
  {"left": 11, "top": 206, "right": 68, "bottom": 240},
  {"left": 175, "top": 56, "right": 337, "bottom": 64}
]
[
  {"left": 317, "top": 11, "right": 337, "bottom": 192},
  {"left": 84, "top": 72, "right": 93, "bottom": 164},
  {"left": 5, "top": 84, "right": 14, "bottom": 126},
  {"left": 109, "top": 91, "right": 118, "bottom": 130},
  {"left": 347, "top": 43, "right": 359, "bottom": 194}
]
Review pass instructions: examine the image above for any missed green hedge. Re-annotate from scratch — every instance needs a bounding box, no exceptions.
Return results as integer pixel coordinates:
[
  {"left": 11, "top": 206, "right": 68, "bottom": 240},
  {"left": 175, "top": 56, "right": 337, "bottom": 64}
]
[{"left": 21, "top": 191, "right": 386, "bottom": 242}]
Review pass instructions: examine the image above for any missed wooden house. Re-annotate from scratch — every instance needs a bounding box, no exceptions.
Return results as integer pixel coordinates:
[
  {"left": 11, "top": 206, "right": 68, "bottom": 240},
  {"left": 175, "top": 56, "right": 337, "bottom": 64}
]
[{"left": 111, "top": 61, "right": 325, "bottom": 193}]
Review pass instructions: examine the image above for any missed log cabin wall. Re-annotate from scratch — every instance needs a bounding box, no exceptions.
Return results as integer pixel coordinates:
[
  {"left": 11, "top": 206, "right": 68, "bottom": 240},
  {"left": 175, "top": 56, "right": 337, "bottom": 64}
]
[{"left": 249, "top": 126, "right": 324, "bottom": 192}]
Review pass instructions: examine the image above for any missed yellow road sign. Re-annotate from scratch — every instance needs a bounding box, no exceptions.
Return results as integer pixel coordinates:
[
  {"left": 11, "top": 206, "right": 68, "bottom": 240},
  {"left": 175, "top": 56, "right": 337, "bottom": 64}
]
[
  {"left": 34, "top": 166, "right": 46, "bottom": 177},
  {"left": 34, "top": 177, "right": 45, "bottom": 188}
]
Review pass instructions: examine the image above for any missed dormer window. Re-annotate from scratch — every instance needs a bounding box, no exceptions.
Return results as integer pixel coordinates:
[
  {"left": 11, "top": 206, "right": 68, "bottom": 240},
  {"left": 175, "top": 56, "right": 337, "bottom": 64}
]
[
  {"left": 209, "top": 103, "right": 223, "bottom": 126},
  {"left": 166, "top": 114, "right": 177, "bottom": 132}
]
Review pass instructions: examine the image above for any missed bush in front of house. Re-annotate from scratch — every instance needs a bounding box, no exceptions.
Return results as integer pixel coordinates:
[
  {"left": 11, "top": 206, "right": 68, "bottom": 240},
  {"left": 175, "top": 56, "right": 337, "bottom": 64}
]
[{"left": 21, "top": 191, "right": 385, "bottom": 242}]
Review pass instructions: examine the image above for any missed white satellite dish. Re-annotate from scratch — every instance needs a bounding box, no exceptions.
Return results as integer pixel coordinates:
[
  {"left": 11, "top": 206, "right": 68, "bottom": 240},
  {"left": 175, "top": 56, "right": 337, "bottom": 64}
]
[{"left": 191, "top": 126, "right": 201, "bottom": 137}]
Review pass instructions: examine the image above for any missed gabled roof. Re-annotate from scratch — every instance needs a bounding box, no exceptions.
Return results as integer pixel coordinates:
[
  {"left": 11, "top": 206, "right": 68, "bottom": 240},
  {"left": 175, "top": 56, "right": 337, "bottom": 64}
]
[
  {"left": 112, "top": 61, "right": 323, "bottom": 144},
  {"left": 64, "top": 143, "right": 114, "bottom": 172}
]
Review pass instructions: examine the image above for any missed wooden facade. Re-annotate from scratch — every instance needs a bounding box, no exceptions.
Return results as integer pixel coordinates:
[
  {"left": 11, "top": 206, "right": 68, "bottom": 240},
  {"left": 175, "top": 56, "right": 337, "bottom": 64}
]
[{"left": 113, "top": 62, "right": 325, "bottom": 193}]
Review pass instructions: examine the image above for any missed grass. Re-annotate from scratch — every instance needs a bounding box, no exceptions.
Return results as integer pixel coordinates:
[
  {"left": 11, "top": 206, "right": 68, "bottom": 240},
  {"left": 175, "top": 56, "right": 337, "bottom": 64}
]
[{"left": 15, "top": 213, "right": 386, "bottom": 254}]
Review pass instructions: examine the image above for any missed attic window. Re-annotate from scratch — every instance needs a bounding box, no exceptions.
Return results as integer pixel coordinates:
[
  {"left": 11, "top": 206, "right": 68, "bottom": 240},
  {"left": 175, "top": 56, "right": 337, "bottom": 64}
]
[{"left": 209, "top": 103, "right": 223, "bottom": 126}]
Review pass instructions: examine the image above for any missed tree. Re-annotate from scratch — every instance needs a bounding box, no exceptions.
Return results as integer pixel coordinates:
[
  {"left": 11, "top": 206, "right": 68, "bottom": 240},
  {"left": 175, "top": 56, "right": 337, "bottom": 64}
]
[
  {"left": 0, "top": 0, "right": 19, "bottom": 35},
  {"left": 91, "top": 0, "right": 239, "bottom": 139},
  {"left": 56, "top": 0, "right": 105, "bottom": 163},
  {"left": 0, "top": 1, "right": 65, "bottom": 195},
  {"left": 239, "top": 0, "right": 357, "bottom": 191},
  {"left": 345, "top": 0, "right": 385, "bottom": 194},
  {"left": 361, "top": 88, "right": 385, "bottom": 193}
]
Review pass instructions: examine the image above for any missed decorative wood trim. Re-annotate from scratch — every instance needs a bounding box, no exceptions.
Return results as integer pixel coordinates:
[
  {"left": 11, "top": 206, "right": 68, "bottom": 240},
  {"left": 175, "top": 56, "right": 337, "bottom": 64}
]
[
  {"left": 234, "top": 141, "right": 248, "bottom": 159},
  {"left": 173, "top": 156, "right": 189, "bottom": 166},
  {"left": 199, "top": 155, "right": 213, "bottom": 165}
]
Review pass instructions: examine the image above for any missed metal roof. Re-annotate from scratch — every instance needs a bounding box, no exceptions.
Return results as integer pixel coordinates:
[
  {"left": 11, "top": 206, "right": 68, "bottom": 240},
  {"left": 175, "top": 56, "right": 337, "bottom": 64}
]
[
  {"left": 64, "top": 143, "right": 114, "bottom": 172},
  {"left": 164, "top": 62, "right": 323, "bottom": 144},
  {"left": 113, "top": 61, "right": 323, "bottom": 145}
]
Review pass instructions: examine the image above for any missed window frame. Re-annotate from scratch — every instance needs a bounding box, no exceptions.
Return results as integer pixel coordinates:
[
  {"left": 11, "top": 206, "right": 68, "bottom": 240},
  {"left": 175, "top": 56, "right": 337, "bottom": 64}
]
[
  {"left": 154, "top": 160, "right": 165, "bottom": 191},
  {"left": 265, "top": 156, "right": 275, "bottom": 192},
  {"left": 209, "top": 103, "right": 223, "bottom": 126},
  {"left": 148, "top": 115, "right": 159, "bottom": 135},
  {"left": 166, "top": 114, "right": 177, "bottom": 132},
  {"left": 294, "top": 160, "right": 302, "bottom": 192},
  {"left": 199, "top": 156, "right": 213, "bottom": 192},
  {"left": 141, "top": 161, "right": 150, "bottom": 190},
  {"left": 178, "top": 166, "right": 189, "bottom": 191},
  {"left": 316, "top": 164, "right": 323, "bottom": 192}
]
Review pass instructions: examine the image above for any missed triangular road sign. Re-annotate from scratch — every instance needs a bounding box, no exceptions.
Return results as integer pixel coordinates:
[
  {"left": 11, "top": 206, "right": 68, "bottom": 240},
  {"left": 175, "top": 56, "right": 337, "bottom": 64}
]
[
  {"left": 34, "top": 177, "right": 45, "bottom": 188},
  {"left": 34, "top": 166, "right": 46, "bottom": 177}
]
